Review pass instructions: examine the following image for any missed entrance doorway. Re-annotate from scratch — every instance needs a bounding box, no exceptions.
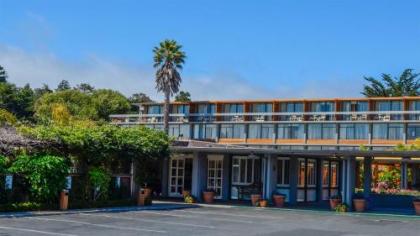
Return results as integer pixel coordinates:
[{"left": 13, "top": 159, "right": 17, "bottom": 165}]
[
  {"left": 322, "top": 160, "right": 340, "bottom": 200},
  {"left": 207, "top": 155, "right": 223, "bottom": 199},
  {"left": 169, "top": 155, "right": 193, "bottom": 197},
  {"left": 297, "top": 158, "right": 317, "bottom": 202}
]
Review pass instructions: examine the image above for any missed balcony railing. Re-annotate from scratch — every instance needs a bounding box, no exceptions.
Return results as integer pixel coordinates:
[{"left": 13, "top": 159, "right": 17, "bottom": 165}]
[{"left": 110, "top": 110, "right": 420, "bottom": 124}]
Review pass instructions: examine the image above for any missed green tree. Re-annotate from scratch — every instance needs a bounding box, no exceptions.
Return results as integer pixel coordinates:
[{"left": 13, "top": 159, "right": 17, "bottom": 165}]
[
  {"left": 153, "top": 39, "right": 186, "bottom": 134},
  {"left": 0, "top": 108, "right": 17, "bottom": 125},
  {"left": 9, "top": 154, "right": 69, "bottom": 203},
  {"left": 34, "top": 84, "right": 53, "bottom": 99},
  {"left": 0, "top": 65, "right": 7, "bottom": 83},
  {"left": 34, "top": 90, "right": 95, "bottom": 123},
  {"left": 129, "top": 93, "right": 153, "bottom": 104},
  {"left": 174, "top": 91, "right": 191, "bottom": 102},
  {"left": 91, "top": 89, "right": 131, "bottom": 121},
  {"left": 56, "top": 80, "right": 71, "bottom": 91},
  {"left": 362, "top": 69, "right": 420, "bottom": 97},
  {"left": 76, "top": 83, "right": 95, "bottom": 93}
]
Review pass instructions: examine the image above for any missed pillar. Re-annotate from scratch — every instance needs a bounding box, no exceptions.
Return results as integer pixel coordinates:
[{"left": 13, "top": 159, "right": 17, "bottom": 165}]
[
  {"left": 363, "top": 157, "right": 372, "bottom": 199},
  {"left": 289, "top": 157, "right": 299, "bottom": 205},
  {"left": 316, "top": 158, "right": 324, "bottom": 202},
  {"left": 222, "top": 154, "right": 231, "bottom": 201},
  {"left": 264, "top": 155, "right": 277, "bottom": 201},
  {"left": 400, "top": 157, "right": 409, "bottom": 189},
  {"left": 344, "top": 157, "right": 356, "bottom": 207},
  {"left": 160, "top": 156, "right": 169, "bottom": 197},
  {"left": 191, "top": 152, "right": 207, "bottom": 201}
]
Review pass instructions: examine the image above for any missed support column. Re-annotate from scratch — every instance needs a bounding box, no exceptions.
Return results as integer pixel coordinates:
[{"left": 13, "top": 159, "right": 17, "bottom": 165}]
[
  {"left": 400, "top": 157, "right": 409, "bottom": 189},
  {"left": 316, "top": 158, "right": 324, "bottom": 202},
  {"left": 191, "top": 152, "right": 207, "bottom": 201},
  {"left": 160, "top": 157, "right": 169, "bottom": 197},
  {"left": 289, "top": 157, "right": 299, "bottom": 205},
  {"left": 363, "top": 157, "right": 372, "bottom": 199},
  {"left": 344, "top": 157, "right": 356, "bottom": 207},
  {"left": 222, "top": 154, "right": 231, "bottom": 201},
  {"left": 265, "top": 155, "right": 277, "bottom": 201}
]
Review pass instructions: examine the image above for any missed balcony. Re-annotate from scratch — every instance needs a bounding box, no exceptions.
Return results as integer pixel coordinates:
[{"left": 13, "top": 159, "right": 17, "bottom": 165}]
[{"left": 110, "top": 110, "right": 420, "bottom": 125}]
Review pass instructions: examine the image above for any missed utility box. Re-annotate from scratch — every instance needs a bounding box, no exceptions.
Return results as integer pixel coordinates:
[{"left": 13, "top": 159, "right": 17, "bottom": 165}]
[{"left": 59, "top": 190, "right": 69, "bottom": 210}]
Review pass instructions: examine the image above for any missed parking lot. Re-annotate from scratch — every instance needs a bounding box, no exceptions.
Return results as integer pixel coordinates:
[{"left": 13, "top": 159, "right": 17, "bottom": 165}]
[{"left": 0, "top": 205, "right": 419, "bottom": 236}]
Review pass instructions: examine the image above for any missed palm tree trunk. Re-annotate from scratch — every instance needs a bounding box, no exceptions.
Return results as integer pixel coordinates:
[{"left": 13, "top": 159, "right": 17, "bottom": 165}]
[{"left": 163, "top": 90, "right": 170, "bottom": 134}]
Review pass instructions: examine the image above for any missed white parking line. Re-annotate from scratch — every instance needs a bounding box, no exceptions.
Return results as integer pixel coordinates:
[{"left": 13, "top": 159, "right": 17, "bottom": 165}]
[
  {"left": 137, "top": 210, "right": 254, "bottom": 224},
  {"left": 179, "top": 209, "right": 283, "bottom": 220},
  {"left": 28, "top": 217, "right": 166, "bottom": 234},
  {"left": 80, "top": 213, "right": 216, "bottom": 229},
  {"left": 0, "top": 225, "right": 78, "bottom": 236}
]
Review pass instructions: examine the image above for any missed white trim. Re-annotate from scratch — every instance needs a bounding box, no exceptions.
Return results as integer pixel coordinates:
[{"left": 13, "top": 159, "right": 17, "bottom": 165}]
[
  {"left": 276, "top": 157, "right": 290, "bottom": 187},
  {"left": 207, "top": 155, "right": 224, "bottom": 199}
]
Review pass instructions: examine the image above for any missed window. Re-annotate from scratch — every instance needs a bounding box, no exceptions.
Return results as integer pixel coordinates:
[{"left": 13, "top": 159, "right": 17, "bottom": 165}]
[
  {"left": 376, "top": 101, "right": 402, "bottom": 111},
  {"left": 169, "top": 124, "right": 190, "bottom": 139},
  {"left": 308, "top": 124, "right": 336, "bottom": 139},
  {"left": 311, "top": 102, "right": 335, "bottom": 112},
  {"left": 277, "top": 124, "right": 304, "bottom": 139},
  {"left": 220, "top": 124, "right": 245, "bottom": 139},
  {"left": 223, "top": 104, "right": 244, "bottom": 113},
  {"left": 307, "top": 160, "right": 317, "bottom": 187},
  {"left": 342, "top": 101, "right": 368, "bottom": 112},
  {"left": 193, "top": 124, "right": 217, "bottom": 140},
  {"left": 249, "top": 124, "right": 274, "bottom": 139},
  {"left": 408, "top": 124, "right": 420, "bottom": 140},
  {"left": 277, "top": 158, "right": 290, "bottom": 186},
  {"left": 232, "top": 156, "right": 260, "bottom": 185},
  {"left": 373, "top": 123, "right": 404, "bottom": 140},
  {"left": 281, "top": 102, "right": 304, "bottom": 112},
  {"left": 339, "top": 124, "right": 369, "bottom": 139},
  {"left": 250, "top": 103, "right": 273, "bottom": 113},
  {"left": 148, "top": 105, "right": 162, "bottom": 114}
]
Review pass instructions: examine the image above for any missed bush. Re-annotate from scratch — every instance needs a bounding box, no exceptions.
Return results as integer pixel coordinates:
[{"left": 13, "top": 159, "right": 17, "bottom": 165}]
[
  {"left": 334, "top": 203, "right": 348, "bottom": 213},
  {"left": 9, "top": 154, "right": 69, "bottom": 203},
  {"left": 88, "top": 167, "right": 111, "bottom": 201},
  {"left": 0, "top": 202, "right": 43, "bottom": 212}
]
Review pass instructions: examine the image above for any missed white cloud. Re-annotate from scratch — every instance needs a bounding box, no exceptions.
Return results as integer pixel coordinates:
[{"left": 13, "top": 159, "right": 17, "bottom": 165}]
[{"left": 0, "top": 45, "right": 363, "bottom": 101}]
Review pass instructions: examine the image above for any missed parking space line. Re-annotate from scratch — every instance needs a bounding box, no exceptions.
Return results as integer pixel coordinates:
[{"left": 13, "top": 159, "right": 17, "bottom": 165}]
[
  {"left": 28, "top": 217, "right": 167, "bottom": 234},
  {"left": 178, "top": 209, "right": 283, "bottom": 220},
  {"left": 80, "top": 213, "right": 216, "bottom": 229},
  {"left": 0, "top": 225, "right": 78, "bottom": 236},
  {"left": 137, "top": 210, "right": 254, "bottom": 224}
]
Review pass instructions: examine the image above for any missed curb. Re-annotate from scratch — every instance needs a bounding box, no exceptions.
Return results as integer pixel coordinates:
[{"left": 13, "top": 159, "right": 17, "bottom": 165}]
[{"left": 0, "top": 203, "right": 198, "bottom": 219}]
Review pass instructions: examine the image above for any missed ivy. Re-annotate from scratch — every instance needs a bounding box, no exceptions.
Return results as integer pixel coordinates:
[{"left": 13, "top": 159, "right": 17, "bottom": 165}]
[{"left": 9, "top": 154, "right": 69, "bottom": 203}]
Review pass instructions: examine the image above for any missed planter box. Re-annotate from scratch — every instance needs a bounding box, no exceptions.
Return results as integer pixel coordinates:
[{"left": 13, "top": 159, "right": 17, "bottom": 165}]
[{"left": 369, "top": 194, "right": 415, "bottom": 209}]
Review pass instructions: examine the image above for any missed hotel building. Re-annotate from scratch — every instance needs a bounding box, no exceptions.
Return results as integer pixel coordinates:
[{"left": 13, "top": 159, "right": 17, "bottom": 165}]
[{"left": 111, "top": 97, "right": 420, "bottom": 209}]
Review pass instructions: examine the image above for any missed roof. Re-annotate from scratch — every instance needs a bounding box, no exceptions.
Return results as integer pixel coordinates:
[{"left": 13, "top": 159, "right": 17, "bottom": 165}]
[
  {"left": 170, "top": 140, "right": 420, "bottom": 158},
  {"left": 134, "top": 96, "right": 420, "bottom": 106}
]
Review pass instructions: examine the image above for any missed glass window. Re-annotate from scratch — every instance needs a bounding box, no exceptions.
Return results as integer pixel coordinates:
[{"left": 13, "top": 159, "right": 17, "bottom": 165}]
[
  {"left": 224, "top": 104, "right": 244, "bottom": 113},
  {"left": 249, "top": 124, "right": 274, "bottom": 139},
  {"left": 373, "top": 123, "right": 404, "bottom": 140},
  {"left": 308, "top": 124, "right": 336, "bottom": 139},
  {"left": 148, "top": 105, "right": 162, "bottom": 114},
  {"left": 232, "top": 156, "right": 260, "bottom": 185},
  {"left": 277, "top": 158, "right": 290, "bottom": 186},
  {"left": 407, "top": 124, "right": 420, "bottom": 140},
  {"left": 342, "top": 101, "right": 368, "bottom": 112},
  {"left": 307, "top": 160, "right": 317, "bottom": 187},
  {"left": 311, "top": 102, "right": 335, "bottom": 112},
  {"left": 339, "top": 124, "right": 368, "bottom": 139},
  {"left": 251, "top": 103, "right": 273, "bottom": 113},
  {"left": 376, "top": 101, "right": 402, "bottom": 111},
  {"left": 281, "top": 102, "right": 304, "bottom": 112},
  {"left": 220, "top": 124, "right": 245, "bottom": 138},
  {"left": 298, "top": 159, "right": 305, "bottom": 187},
  {"left": 277, "top": 124, "right": 304, "bottom": 139}
]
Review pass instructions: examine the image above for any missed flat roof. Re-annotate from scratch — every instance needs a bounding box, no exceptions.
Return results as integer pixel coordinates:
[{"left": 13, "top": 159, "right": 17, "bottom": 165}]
[{"left": 134, "top": 96, "right": 420, "bottom": 106}]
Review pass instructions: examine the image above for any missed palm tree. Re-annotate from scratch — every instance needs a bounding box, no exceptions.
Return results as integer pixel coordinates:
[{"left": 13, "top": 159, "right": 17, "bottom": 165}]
[
  {"left": 153, "top": 40, "right": 186, "bottom": 134},
  {"left": 362, "top": 69, "right": 419, "bottom": 97},
  {"left": 0, "top": 65, "right": 7, "bottom": 83}
]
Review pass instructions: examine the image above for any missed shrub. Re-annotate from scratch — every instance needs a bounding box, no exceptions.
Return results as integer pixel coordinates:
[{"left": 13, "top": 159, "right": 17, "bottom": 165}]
[
  {"left": 334, "top": 203, "right": 348, "bottom": 213},
  {"left": 88, "top": 167, "right": 111, "bottom": 201},
  {"left": 9, "top": 154, "right": 69, "bottom": 203},
  {"left": 0, "top": 202, "right": 43, "bottom": 212}
]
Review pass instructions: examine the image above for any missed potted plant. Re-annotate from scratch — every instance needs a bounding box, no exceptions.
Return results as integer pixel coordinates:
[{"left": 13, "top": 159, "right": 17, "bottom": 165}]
[
  {"left": 250, "top": 193, "right": 262, "bottom": 206},
  {"left": 272, "top": 193, "right": 286, "bottom": 208},
  {"left": 202, "top": 189, "right": 215, "bottom": 204},
  {"left": 258, "top": 199, "right": 268, "bottom": 208},
  {"left": 329, "top": 194, "right": 342, "bottom": 210},
  {"left": 413, "top": 197, "right": 420, "bottom": 216},
  {"left": 182, "top": 190, "right": 191, "bottom": 198},
  {"left": 334, "top": 203, "right": 348, "bottom": 213},
  {"left": 353, "top": 195, "right": 366, "bottom": 212}
]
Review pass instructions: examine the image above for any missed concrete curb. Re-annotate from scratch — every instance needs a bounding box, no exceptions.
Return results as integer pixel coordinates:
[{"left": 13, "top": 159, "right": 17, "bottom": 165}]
[{"left": 0, "top": 203, "right": 198, "bottom": 219}]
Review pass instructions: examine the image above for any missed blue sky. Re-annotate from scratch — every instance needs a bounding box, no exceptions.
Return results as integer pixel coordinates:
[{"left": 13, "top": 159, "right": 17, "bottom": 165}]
[{"left": 0, "top": 0, "right": 419, "bottom": 100}]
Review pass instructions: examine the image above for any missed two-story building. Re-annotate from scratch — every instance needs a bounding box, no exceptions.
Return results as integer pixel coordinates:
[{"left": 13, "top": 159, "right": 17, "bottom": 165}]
[{"left": 111, "top": 97, "right": 420, "bottom": 209}]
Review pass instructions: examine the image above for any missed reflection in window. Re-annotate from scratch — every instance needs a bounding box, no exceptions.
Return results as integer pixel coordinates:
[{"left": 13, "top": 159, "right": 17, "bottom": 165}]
[
  {"left": 372, "top": 123, "right": 404, "bottom": 140},
  {"left": 339, "top": 124, "right": 369, "bottom": 139},
  {"left": 277, "top": 124, "right": 304, "bottom": 139}
]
